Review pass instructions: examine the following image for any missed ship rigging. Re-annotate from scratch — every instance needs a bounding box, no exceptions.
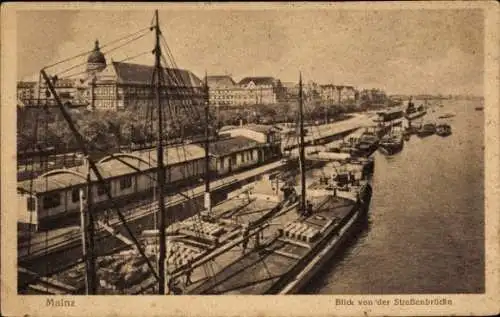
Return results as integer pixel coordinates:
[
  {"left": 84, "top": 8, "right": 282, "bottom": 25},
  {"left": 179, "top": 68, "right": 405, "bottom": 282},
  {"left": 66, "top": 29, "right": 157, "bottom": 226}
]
[{"left": 19, "top": 9, "right": 373, "bottom": 296}]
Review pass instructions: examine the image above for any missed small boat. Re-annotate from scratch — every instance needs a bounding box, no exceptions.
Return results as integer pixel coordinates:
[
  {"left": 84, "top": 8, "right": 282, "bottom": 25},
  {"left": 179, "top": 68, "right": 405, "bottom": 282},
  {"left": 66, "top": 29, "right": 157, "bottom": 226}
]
[
  {"left": 417, "top": 122, "right": 436, "bottom": 137},
  {"left": 378, "top": 128, "right": 404, "bottom": 155},
  {"left": 475, "top": 106, "right": 484, "bottom": 111},
  {"left": 435, "top": 123, "right": 452, "bottom": 137},
  {"left": 438, "top": 113, "right": 455, "bottom": 119},
  {"left": 404, "top": 97, "right": 427, "bottom": 120},
  {"left": 353, "top": 130, "right": 379, "bottom": 157}
]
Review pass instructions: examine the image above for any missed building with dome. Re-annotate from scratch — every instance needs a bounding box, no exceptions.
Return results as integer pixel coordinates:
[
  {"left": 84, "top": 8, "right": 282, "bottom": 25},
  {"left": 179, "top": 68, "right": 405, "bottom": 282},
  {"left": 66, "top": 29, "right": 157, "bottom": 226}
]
[
  {"left": 86, "top": 40, "right": 107, "bottom": 73},
  {"left": 78, "top": 39, "right": 206, "bottom": 112}
]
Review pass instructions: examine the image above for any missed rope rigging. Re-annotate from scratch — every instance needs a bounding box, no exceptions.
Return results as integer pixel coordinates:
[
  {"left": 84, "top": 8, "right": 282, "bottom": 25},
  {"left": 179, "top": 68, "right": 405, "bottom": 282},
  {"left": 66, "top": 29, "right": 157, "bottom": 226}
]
[
  {"left": 56, "top": 29, "right": 153, "bottom": 80},
  {"left": 44, "top": 26, "right": 153, "bottom": 71},
  {"left": 22, "top": 10, "right": 254, "bottom": 294},
  {"left": 37, "top": 53, "right": 163, "bottom": 293}
]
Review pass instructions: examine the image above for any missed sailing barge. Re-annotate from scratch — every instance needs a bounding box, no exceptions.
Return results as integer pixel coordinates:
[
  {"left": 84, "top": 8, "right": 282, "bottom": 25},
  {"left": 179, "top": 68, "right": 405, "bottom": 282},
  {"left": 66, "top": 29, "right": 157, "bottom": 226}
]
[{"left": 21, "top": 10, "right": 373, "bottom": 295}]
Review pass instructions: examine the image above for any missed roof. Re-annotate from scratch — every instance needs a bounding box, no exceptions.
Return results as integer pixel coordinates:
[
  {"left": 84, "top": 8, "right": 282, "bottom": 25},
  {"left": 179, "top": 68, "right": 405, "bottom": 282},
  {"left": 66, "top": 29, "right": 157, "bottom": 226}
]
[
  {"left": 206, "top": 75, "right": 236, "bottom": 88},
  {"left": 209, "top": 136, "right": 259, "bottom": 157},
  {"left": 238, "top": 77, "right": 276, "bottom": 87},
  {"left": 18, "top": 143, "right": 206, "bottom": 194},
  {"left": 219, "top": 125, "right": 239, "bottom": 132},
  {"left": 112, "top": 62, "right": 203, "bottom": 87},
  {"left": 87, "top": 40, "right": 106, "bottom": 64},
  {"left": 17, "top": 81, "right": 37, "bottom": 88},
  {"left": 219, "top": 124, "right": 277, "bottom": 134},
  {"left": 319, "top": 84, "right": 355, "bottom": 90},
  {"left": 244, "top": 124, "right": 277, "bottom": 133},
  {"left": 378, "top": 108, "right": 404, "bottom": 115},
  {"left": 17, "top": 135, "right": 262, "bottom": 194},
  {"left": 18, "top": 169, "right": 87, "bottom": 194},
  {"left": 281, "top": 82, "right": 298, "bottom": 89}
]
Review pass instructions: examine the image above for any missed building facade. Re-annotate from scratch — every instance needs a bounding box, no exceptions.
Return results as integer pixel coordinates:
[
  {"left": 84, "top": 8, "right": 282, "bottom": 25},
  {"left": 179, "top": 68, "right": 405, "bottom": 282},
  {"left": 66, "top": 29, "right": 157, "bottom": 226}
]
[
  {"left": 359, "top": 88, "right": 388, "bottom": 105},
  {"left": 79, "top": 40, "right": 206, "bottom": 112},
  {"left": 319, "top": 85, "right": 358, "bottom": 104},
  {"left": 206, "top": 75, "right": 284, "bottom": 107},
  {"left": 17, "top": 81, "right": 37, "bottom": 104},
  {"left": 17, "top": 79, "right": 79, "bottom": 107}
]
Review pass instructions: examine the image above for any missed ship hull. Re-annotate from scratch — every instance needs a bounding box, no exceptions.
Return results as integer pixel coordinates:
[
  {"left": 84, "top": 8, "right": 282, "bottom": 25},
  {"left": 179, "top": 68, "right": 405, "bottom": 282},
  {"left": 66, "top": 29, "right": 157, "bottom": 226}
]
[
  {"left": 278, "top": 186, "right": 372, "bottom": 294},
  {"left": 180, "top": 182, "right": 373, "bottom": 295},
  {"left": 378, "top": 139, "right": 404, "bottom": 155},
  {"left": 405, "top": 111, "right": 427, "bottom": 121},
  {"left": 417, "top": 130, "right": 435, "bottom": 138}
]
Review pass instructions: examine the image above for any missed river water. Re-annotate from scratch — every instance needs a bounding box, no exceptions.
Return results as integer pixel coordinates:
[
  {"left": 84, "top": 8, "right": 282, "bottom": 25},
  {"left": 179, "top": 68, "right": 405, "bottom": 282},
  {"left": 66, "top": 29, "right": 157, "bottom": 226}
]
[{"left": 304, "top": 99, "right": 485, "bottom": 294}]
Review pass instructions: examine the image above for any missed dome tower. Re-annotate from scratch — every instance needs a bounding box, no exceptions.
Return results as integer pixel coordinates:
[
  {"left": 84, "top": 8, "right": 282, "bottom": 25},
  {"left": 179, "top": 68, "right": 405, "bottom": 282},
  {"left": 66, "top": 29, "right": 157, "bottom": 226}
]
[{"left": 86, "top": 40, "right": 107, "bottom": 73}]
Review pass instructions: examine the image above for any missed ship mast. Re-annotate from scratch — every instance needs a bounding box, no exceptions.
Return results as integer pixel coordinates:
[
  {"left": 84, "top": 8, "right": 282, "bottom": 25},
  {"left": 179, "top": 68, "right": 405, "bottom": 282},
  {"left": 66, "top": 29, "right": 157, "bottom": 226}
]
[
  {"left": 79, "top": 158, "right": 96, "bottom": 294},
  {"left": 204, "top": 72, "right": 211, "bottom": 215},
  {"left": 298, "top": 73, "right": 306, "bottom": 214},
  {"left": 153, "top": 9, "right": 168, "bottom": 295}
]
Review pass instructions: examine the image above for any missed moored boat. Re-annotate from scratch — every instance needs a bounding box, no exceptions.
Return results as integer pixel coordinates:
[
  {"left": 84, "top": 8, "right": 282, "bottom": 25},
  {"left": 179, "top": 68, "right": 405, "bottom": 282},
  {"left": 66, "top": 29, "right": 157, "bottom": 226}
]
[
  {"left": 438, "top": 113, "right": 455, "bottom": 119},
  {"left": 178, "top": 159, "right": 373, "bottom": 295},
  {"left": 353, "top": 128, "right": 379, "bottom": 158},
  {"left": 417, "top": 122, "right": 436, "bottom": 137},
  {"left": 179, "top": 74, "right": 373, "bottom": 295},
  {"left": 435, "top": 123, "right": 452, "bottom": 137},
  {"left": 378, "top": 128, "right": 404, "bottom": 155},
  {"left": 405, "top": 97, "right": 427, "bottom": 120}
]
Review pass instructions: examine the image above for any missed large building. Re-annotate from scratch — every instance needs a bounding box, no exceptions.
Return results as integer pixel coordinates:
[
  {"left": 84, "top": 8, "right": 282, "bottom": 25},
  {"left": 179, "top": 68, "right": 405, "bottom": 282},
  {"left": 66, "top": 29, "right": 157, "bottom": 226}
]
[
  {"left": 319, "top": 85, "right": 358, "bottom": 104},
  {"left": 17, "top": 81, "right": 37, "bottom": 105},
  {"left": 281, "top": 82, "right": 299, "bottom": 101},
  {"left": 206, "top": 75, "right": 238, "bottom": 107},
  {"left": 206, "top": 75, "right": 284, "bottom": 107},
  {"left": 79, "top": 40, "right": 206, "bottom": 112},
  {"left": 17, "top": 79, "right": 79, "bottom": 107},
  {"left": 359, "top": 88, "right": 388, "bottom": 105}
]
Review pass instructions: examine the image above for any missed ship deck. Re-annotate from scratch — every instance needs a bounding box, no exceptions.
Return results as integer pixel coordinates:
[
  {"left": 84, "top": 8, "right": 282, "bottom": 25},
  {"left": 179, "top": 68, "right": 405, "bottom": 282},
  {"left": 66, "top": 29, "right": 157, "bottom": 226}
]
[
  {"left": 184, "top": 195, "right": 355, "bottom": 295},
  {"left": 36, "top": 169, "right": 364, "bottom": 295}
]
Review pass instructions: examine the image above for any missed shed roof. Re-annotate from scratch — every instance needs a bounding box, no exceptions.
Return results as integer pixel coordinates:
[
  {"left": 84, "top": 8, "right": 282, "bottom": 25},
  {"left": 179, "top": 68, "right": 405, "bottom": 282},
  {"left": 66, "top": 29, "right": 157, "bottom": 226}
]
[
  {"left": 209, "top": 136, "right": 259, "bottom": 157},
  {"left": 206, "top": 75, "right": 236, "bottom": 88},
  {"left": 238, "top": 77, "right": 276, "bottom": 87},
  {"left": 220, "top": 124, "right": 277, "bottom": 134},
  {"left": 17, "top": 143, "right": 207, "bottom": 194}
]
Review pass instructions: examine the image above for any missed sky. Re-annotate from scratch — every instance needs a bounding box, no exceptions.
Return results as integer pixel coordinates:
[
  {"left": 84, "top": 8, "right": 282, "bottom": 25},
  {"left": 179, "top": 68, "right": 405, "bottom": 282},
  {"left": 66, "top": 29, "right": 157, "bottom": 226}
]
[{"left": 17, "top": 7, "right": 484, "bottom": 96}]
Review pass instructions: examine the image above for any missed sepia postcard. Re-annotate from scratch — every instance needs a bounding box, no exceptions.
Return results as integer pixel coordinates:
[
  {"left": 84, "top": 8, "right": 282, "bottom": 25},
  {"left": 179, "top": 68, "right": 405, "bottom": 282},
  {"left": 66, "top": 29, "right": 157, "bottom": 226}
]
[{"left": 1, "top": 2, "right": 499, "bottom": 316}]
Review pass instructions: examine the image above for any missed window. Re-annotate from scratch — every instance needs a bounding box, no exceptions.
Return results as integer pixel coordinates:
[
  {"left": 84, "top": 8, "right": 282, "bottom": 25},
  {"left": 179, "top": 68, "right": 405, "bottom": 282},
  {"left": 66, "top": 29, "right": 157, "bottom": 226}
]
[
  {"left": 42, "top": 193, "right": 61, "bottom": 209},
  {"left": 97, "top": 182, "right": 110, "bottom": 196},
  {"left": 27, "top": 197, "right": 36, "bottom": 211},
  {"left": 71, "top": 187, "right": 86, "bottom": 203},
  {"left": 120, "top": 176, "right": 133, "bottom": 190},
  {"left": 72, "top": 188, "right": 80, "bottom": 203}
]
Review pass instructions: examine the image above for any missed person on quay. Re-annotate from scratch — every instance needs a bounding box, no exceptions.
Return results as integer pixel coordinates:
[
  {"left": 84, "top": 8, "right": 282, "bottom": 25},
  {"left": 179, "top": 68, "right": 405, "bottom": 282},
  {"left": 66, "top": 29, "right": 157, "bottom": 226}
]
[
  {"left": 306, "top": 200, "right": 313, "bottom": 217},
  {"left": 241, "top": 224, "right": 250, "bottom": 254}
]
